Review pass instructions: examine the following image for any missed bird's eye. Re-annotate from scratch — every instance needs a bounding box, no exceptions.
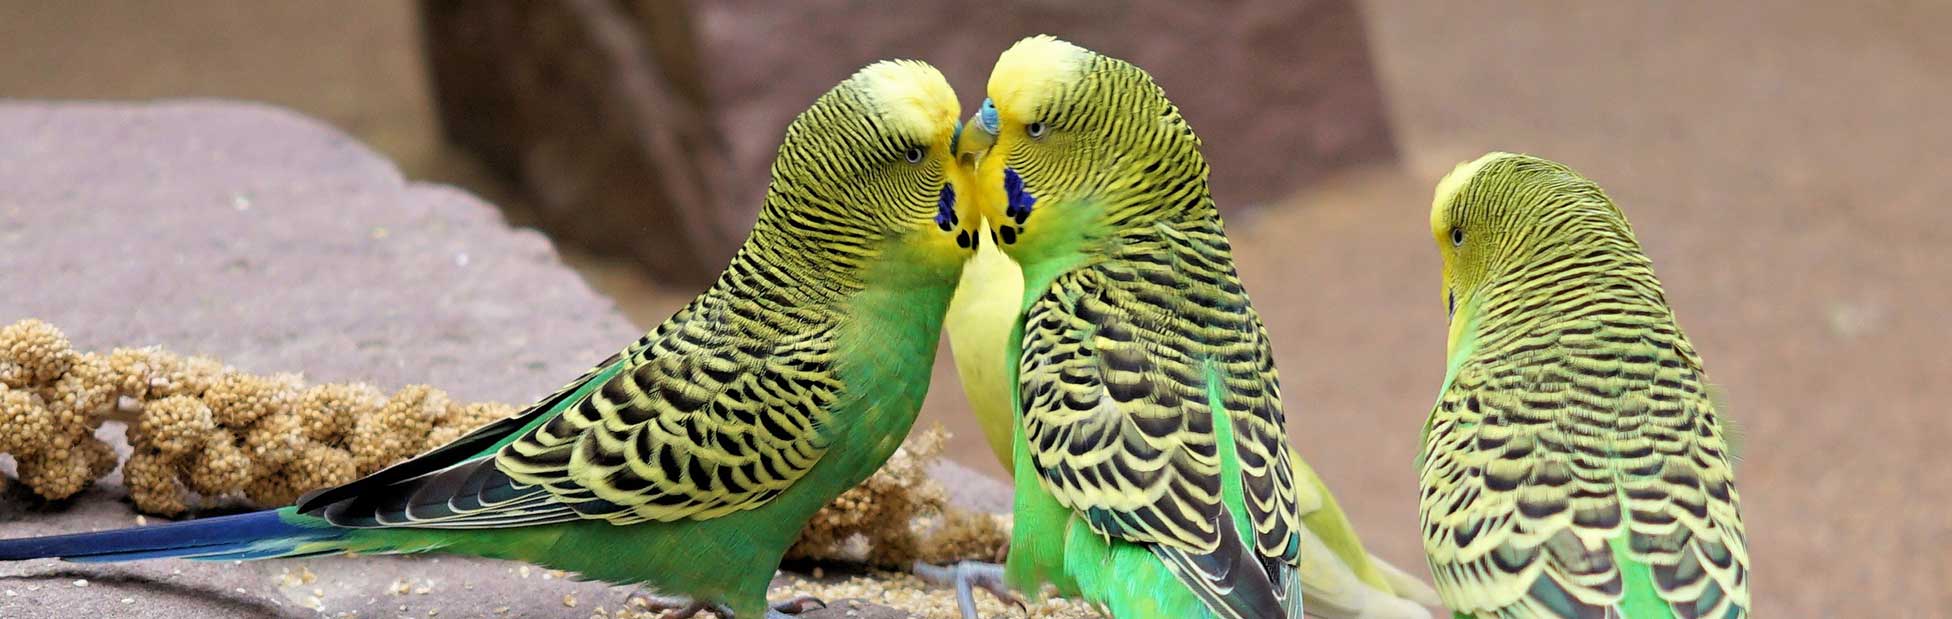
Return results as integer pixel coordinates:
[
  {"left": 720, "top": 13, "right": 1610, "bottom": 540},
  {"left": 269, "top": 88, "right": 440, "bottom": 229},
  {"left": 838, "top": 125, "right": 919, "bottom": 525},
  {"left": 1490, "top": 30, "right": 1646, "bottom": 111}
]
[
  {"left": 1026, "top": 122, "right": 1046, "bottom": 138},
  {"left": 1450, "top": 226, "right": 1464, "bottom": 247},
  {"left": 905, "top": 146, "right": 925, "bottom": 164}
]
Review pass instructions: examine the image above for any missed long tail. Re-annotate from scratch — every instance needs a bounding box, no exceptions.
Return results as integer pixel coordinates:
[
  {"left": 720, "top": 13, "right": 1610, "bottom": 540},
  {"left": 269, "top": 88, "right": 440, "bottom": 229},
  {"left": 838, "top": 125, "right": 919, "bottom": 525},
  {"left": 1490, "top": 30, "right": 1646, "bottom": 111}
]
[{"left": 0, "top": 508, "right": 347, "bottom": 563}]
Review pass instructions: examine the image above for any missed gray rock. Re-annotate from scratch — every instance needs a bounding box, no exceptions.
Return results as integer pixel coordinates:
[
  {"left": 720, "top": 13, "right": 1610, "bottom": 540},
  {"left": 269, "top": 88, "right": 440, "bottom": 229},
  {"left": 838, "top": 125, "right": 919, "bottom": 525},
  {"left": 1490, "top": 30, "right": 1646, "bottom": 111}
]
[
  {"left": 421, "top": 0, "right": 740, "bottom": 286},
  {"left": 0, "top": 101, "right": 988, "bottom": 619},
  {"left": 0, "top": 100, "right": 636, "bottom": 398}
]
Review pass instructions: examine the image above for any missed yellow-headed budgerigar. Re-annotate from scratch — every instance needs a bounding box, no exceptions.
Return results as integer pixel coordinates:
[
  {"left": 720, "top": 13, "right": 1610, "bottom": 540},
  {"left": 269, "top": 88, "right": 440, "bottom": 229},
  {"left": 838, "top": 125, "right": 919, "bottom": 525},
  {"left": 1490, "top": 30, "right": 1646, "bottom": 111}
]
[
  {"left": 0, "top": 60, "right": 979, "bottom": 619},
  {"left": 943, "top": 101, "right": 1023, "bottom": 471},
  {"left": 916, "top": 35, "right": 1339, "bottom": 619},
  {"left": 937, "top": 91, "right": 1439, "bottom": 619},
  {"left": 1418, "top": 152, "right": 1749, "bottom": 618}
]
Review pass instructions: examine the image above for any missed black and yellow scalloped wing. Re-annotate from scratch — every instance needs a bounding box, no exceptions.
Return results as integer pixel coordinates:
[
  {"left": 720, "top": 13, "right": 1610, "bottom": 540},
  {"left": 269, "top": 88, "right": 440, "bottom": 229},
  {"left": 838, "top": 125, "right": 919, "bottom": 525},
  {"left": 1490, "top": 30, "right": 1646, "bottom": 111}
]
[
  {"left": 305, "top": 291, "right": 843, "bottom": 530},
  {"left": 1418, "top": 331, "right": 1749, "bottom": 618},
  {"left": 1018, "top": 222, "right": 1301, "bottom": 619},
  {"left": 495, "top": 292, "right": 840, "bottom": 524}
]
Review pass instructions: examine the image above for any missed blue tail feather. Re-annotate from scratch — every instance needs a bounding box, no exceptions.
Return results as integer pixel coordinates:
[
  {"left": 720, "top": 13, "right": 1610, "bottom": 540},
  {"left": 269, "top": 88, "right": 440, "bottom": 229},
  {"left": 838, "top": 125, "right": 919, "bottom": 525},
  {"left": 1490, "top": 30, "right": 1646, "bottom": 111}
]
[{"left": 0, "top": 508, "right": 344, "bottom": 563}]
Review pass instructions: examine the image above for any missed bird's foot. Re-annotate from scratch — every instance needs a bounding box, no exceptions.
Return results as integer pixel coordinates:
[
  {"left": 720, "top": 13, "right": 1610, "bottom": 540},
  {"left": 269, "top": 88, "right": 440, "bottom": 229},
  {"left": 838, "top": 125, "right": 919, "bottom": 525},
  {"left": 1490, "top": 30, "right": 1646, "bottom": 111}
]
[
  {"left": 625, "top": 592, "right": 711, "bottom": 619},
  {"left": 913, "top": 560, "right": 1025, "bottom": 619},
  {"left": 768, "top": 594, "right": 826, "bottom": 615},
  {"left": 624, "top": 589, "right": 823, "bottom": 617},
  {"left": 625, "top": 591, "right": 823, "bottom": 619}
]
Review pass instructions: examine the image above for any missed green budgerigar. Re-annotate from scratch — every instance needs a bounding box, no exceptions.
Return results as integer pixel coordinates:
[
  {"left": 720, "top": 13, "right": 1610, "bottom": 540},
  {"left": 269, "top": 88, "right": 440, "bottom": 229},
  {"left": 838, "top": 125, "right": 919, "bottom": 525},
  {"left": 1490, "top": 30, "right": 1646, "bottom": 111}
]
[
  {"left": 930, "top": 35, "right": 1318, "bottom": 619},
  {"left": 940, "top": 97, "right": 1439, "bottom": 619},
  {"left": 0, "top": 60, "right": 977, "bottom": 619},
  {"left": 1418, "top": 153, "right": 1749, "bottom": 618}
]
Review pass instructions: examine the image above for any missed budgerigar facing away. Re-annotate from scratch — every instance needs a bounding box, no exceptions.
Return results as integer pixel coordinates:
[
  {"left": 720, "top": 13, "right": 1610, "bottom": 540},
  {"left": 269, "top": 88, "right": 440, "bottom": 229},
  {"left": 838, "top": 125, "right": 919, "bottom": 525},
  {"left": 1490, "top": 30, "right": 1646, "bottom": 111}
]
[
  {"left": 940, "top": 73, "right": 1438, "bottom": 619},
  {"left": 1418, "top": 153, "right": 1749, "bottom": 618},
  {"left": 932, "top": 35, "right": 1312, "bottom": 619},
  {"left": 0, "top": 61, "right": 976, "bottom": 619}
]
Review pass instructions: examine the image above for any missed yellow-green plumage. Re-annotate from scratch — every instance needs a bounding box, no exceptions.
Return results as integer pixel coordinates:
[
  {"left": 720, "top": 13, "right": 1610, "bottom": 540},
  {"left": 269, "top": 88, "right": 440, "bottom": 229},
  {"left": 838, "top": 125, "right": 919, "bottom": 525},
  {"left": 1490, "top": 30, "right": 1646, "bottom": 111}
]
[
  {"left": 1419, "top": 153, "right": 1749, "bottom": 619},
  {"left": 947, "top": 222, "right": 1439, "bottom": 619},
  {"left": 0, "top": 60, "right": 978, "bottom": 619},
  {"left": 948, "top": 113, "right": 1439, "bottom": 618},
  {"left": 967, "top": 36, "right": 1308, "bottom": 619},
  {"left": 947, "top": 218, "right": 1023, "bottom": 469}
]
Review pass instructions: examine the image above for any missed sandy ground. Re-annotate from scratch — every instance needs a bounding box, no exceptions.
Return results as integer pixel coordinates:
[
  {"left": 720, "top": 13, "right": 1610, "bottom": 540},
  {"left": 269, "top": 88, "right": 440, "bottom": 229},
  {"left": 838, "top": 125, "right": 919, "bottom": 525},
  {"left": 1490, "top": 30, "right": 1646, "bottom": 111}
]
[{"left": 5, "top": 2, "right": 1951, "bottom": 616}]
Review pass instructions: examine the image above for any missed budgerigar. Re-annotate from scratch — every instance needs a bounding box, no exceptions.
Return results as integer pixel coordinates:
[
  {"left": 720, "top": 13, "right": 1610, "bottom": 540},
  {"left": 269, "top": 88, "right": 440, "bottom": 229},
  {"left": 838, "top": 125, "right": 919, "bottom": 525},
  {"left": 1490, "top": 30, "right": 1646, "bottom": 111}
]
[
  {"left": 1418, "top": 153, "right": 1749, "bottom": 618},
  {"left": 924, "top": 35, "right": 1326, "bottom": 619},
  {"left": 938, "top": 79, "right": 1438, "bottom": 619},
  {"left": 0, "top": 60, "right": 977, "bottom": 619},
  {"left": 943, "top": 97, "right": 1023, "bottom": 471}
]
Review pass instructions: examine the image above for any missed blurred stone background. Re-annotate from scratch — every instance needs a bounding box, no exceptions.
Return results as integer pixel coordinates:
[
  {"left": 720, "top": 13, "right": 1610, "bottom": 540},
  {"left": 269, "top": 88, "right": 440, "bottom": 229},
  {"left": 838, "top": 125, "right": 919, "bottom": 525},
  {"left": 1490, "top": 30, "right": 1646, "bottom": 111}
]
[
  {"left": 3, "top": 1, "right": 1951, "bottom": 617},
  {"left": 415, "top": 0, "right": 1394, "bottom": 282}
]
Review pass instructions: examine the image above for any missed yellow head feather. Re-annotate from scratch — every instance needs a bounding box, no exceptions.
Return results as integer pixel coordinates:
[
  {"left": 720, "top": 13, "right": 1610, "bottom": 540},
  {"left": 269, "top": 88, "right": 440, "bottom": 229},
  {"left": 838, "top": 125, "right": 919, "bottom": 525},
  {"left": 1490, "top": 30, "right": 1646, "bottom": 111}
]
[
  {"left": 1430, "top": 151, "right": 1513, "bottom": 236},
  {"left": 987, "top": 35, "right": 1091, "bottom": 127},
  {"left": 846, "top": 60, "right": 977, "bottom": 277},
  {"left": 1431, "top": 151, "right": 1515, "bottom": 361},
  {"left": 976, "top": 36, "right": 1209, "bottom": 261},
  {"left": 850, "top": 60, "right": 961, "bottom": 146},
  {"left": 760, "top": 59, "right": 973, "bottom": 282}
]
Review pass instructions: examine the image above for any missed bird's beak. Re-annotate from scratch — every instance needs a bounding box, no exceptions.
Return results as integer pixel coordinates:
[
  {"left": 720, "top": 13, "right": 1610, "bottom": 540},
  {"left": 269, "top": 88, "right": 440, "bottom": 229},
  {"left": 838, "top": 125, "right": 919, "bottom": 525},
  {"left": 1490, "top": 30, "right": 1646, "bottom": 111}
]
[
  {"left": 940, "top": 119, "right": 983, "bottom": 252},
  {"left": 959, "top": 98, "right": 1011, "bottom": 248},
  {"left": 956, "top": 98, "right": 1000, "bottom": 168}
]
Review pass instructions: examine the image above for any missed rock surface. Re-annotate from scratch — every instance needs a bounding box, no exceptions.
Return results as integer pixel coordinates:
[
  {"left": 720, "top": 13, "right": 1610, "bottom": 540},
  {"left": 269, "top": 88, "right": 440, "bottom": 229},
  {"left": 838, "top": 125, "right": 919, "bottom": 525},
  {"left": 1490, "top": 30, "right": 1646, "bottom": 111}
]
[
  {"left": 0, "top": 101, "right": 990, "bottom": 618},
  {"left": 421, "top": 0, "right": 739, "bottom": 286}
]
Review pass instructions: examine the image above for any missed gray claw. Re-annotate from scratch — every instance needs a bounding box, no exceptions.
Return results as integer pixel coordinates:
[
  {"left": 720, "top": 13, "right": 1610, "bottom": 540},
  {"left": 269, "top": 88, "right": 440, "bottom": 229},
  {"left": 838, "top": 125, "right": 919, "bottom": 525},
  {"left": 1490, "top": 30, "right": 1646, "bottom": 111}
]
[
  {"left": 913, "top": 560, "right": 1025, "bottom": 619},
  {"left": 628, "top": 592, "right": 707, "bottom": 618},
  {"left": 771, "top": 594, "right": 826, "bottom": 614},
  {"left": 627, "top": 589, "right": 825, "bottom": 618}
]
